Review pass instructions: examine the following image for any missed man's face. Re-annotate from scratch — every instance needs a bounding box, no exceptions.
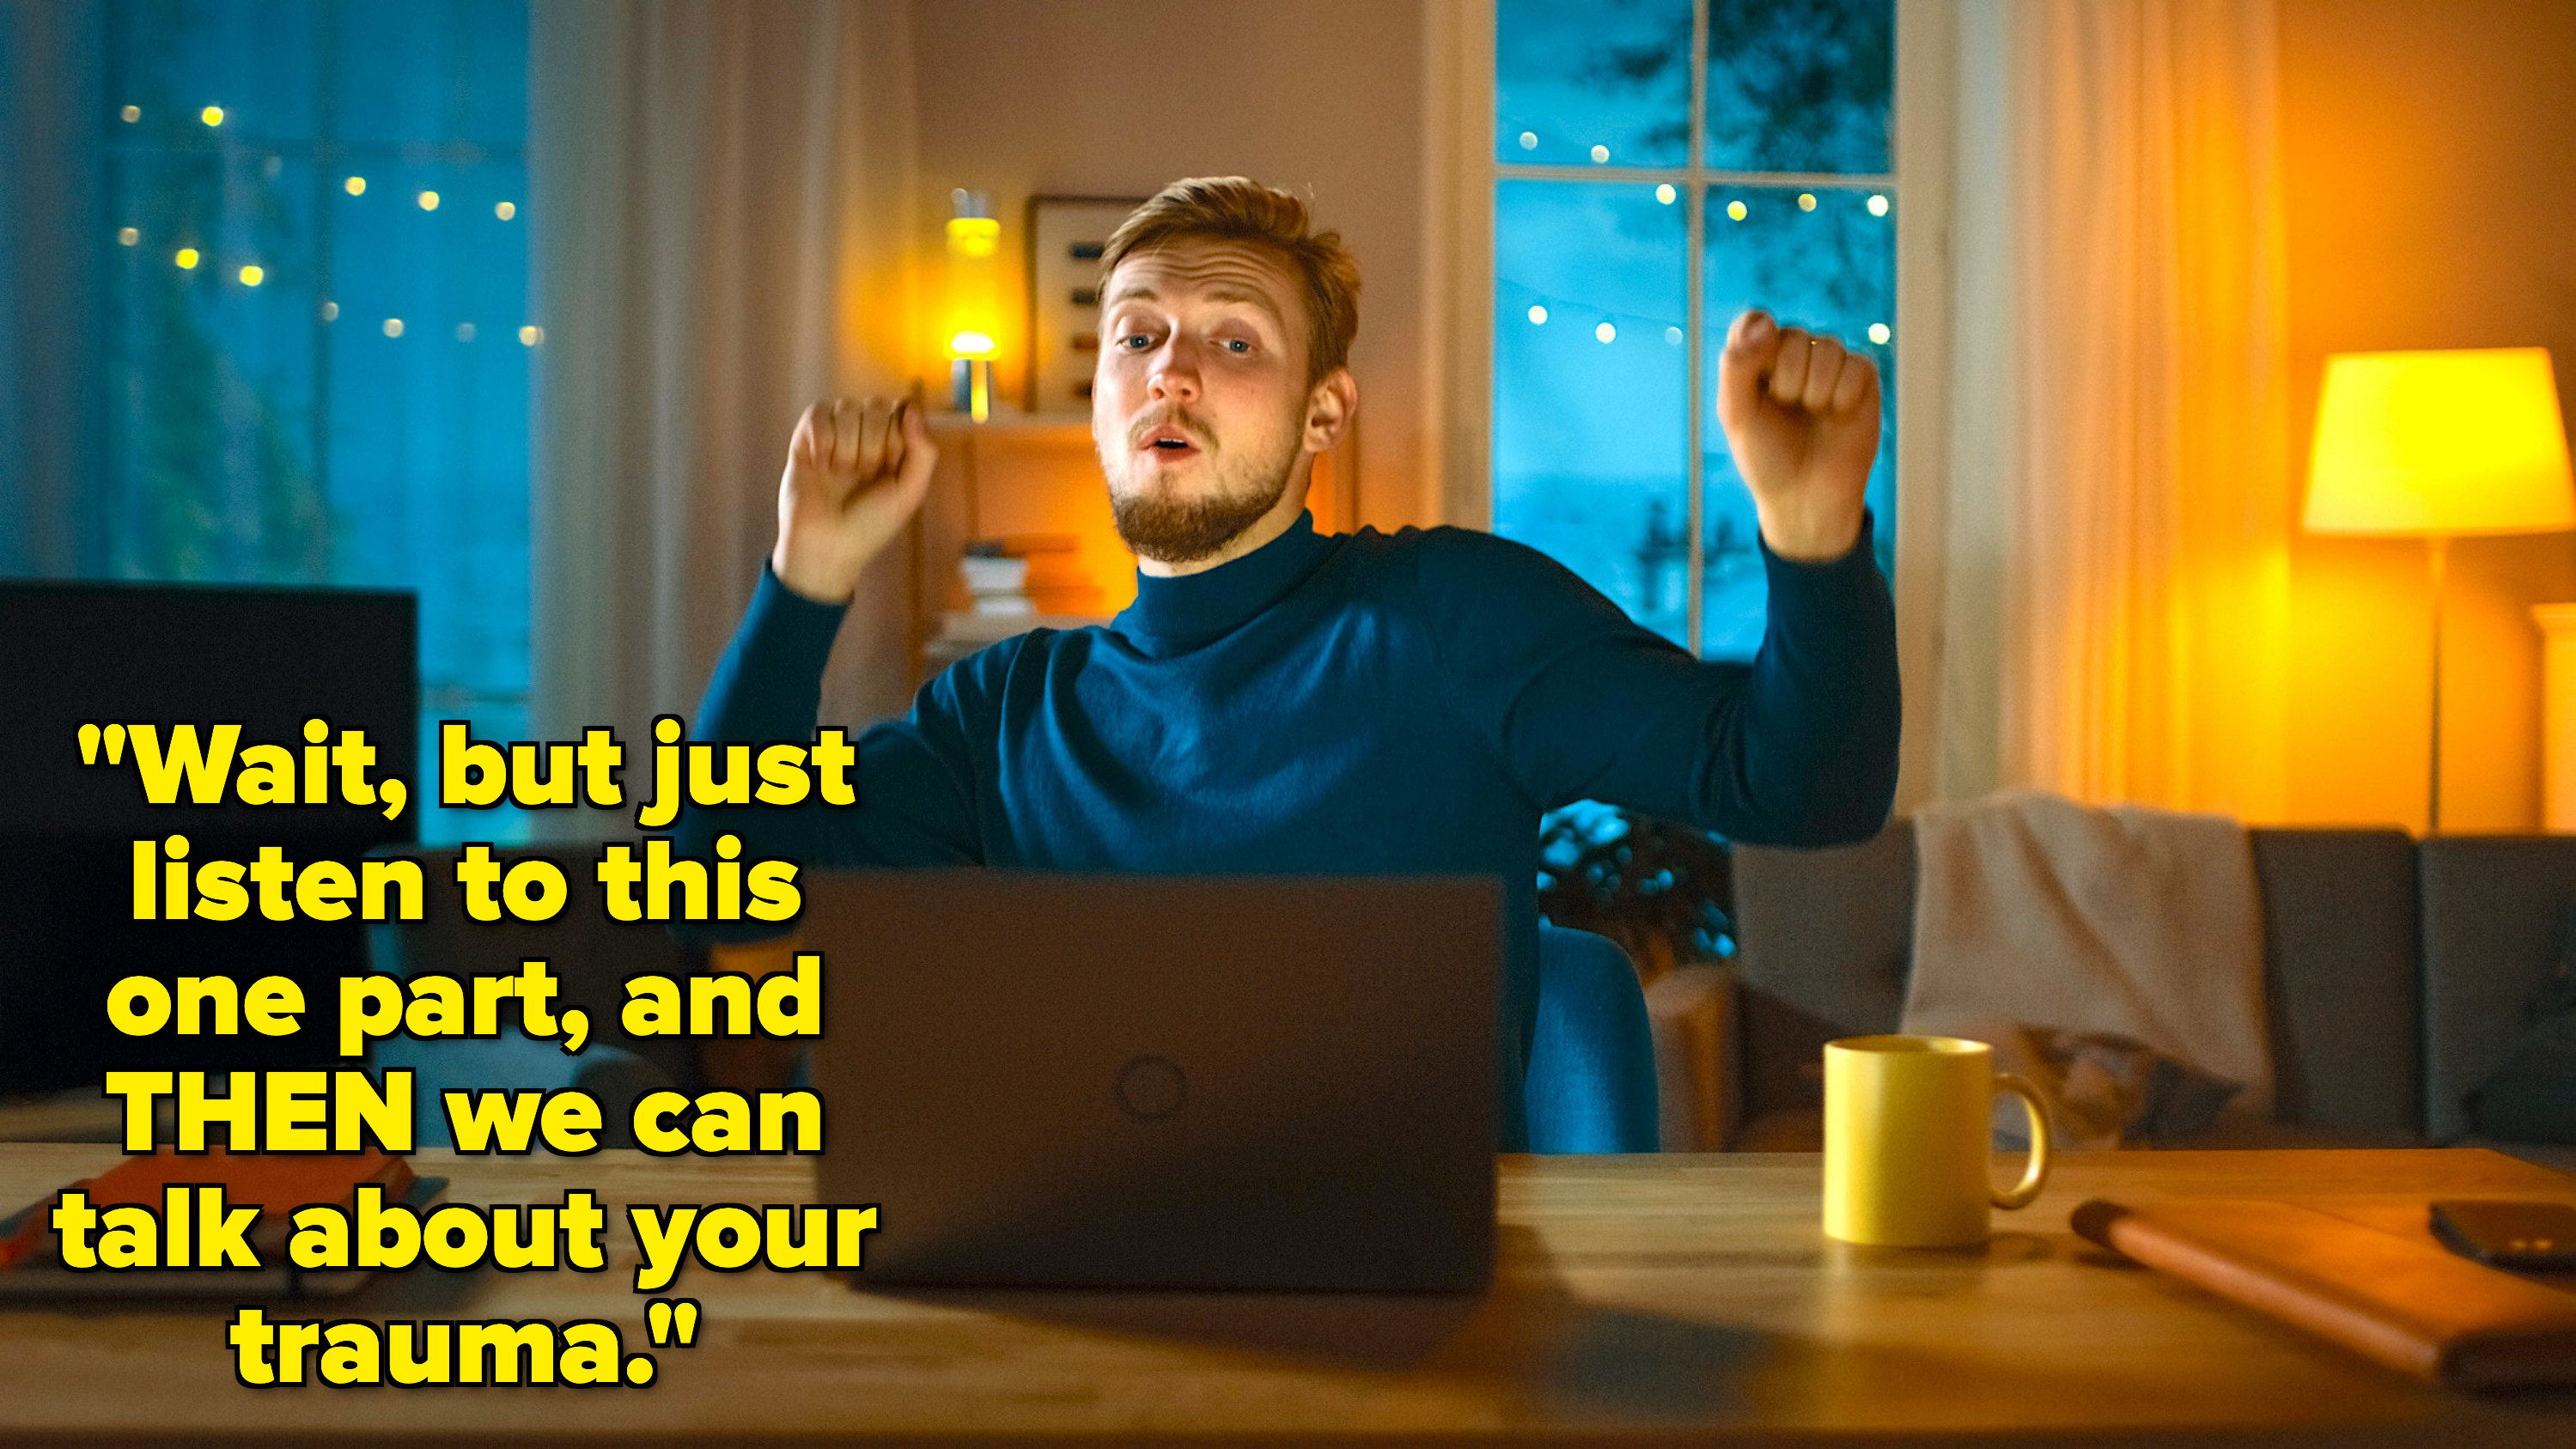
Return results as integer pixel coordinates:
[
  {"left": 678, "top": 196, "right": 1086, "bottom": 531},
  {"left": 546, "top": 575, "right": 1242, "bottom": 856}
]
[{"left": 1093, "top": 237, "right": 1316, "bottom": 565}]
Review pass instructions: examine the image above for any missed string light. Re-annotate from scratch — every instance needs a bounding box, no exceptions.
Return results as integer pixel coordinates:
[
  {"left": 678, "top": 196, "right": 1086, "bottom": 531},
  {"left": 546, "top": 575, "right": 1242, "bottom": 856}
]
[
  {"left": 1506, "top": 283, "right": 1684, "bottom": 352},
  {"left": 117, "top": 227, "right": 138, "bottom": 247},
  {"left": 1518, "top": 131, "right": 1537, "bottom": 150},
  {"left": 494, "top": 201, "right": 515, "bottom": 220},
  {"left": 1726, "top": 199, "right": 1748, "bottom": 222},
  {"left": 1655, "top": 183, "right": 1677, "bottom": 204},
  {"left": 519, "top": 325, "right": 544, "bottom": 346},
  {"left": 1868, "top": 322, "right": 1891, "bottom": 344},
  {"left": 344, "top": 176, "right": 366, "bottom": 195},
  {"left": 119, "top": 105, "right": 140, "bottom": 123},
  {"left": 320, "top": 300, "right": 338, "bottom": 321},
  {"left": 174, "top": 247, "right": 199, "bottom": 270},
  {"left": 200, "top": 106, "right": 223, "bottom": 127},
  {"left": 238, "top": 265, "right": 264, "bottom": 286},
  {"left": 455, "top": 322, "right": 477, "bottom": 342},
  {"left": 1589, "top": 144, "right": 1610, "bottom": 164},
  {"left": 417, "top": 191, "right": 440, "bottom": 211},
  {"left": 1798, "top": 192, "right": 1817, "bottom": 211},
  {"left": 1867, "top": 193, "right": 1890, "bottom": 216},
  {"left": 383, "top": 318, "right": 404, "bottom": 338}
]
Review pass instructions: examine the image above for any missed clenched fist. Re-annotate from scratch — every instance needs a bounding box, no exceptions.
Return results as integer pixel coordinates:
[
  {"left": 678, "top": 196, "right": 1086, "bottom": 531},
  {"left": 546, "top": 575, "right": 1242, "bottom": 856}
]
[
  {"left": 1714, "top": 310, "right": 1880, "bottom": 562},
  {"left": 770, "top": 395, "right": 938, "bottom": 604}
]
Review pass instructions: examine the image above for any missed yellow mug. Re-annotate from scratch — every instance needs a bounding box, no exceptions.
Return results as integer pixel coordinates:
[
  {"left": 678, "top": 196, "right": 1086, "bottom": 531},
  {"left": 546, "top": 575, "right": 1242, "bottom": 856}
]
[{"left": 1823, "top": 1034, "right": 2052, "bottom": 1247}]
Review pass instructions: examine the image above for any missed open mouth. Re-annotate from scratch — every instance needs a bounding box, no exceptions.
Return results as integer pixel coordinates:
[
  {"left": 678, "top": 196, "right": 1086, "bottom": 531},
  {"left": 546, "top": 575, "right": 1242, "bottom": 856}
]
[{"left": 1134, "top": 415, "right": 1204, "bottom": 458}]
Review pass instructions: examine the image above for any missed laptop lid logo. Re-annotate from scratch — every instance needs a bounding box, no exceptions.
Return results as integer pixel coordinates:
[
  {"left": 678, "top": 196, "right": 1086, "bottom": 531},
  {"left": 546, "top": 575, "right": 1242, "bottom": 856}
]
[{"left": 1115, "top": 1055, "right": 1186, "bottom": 1121}]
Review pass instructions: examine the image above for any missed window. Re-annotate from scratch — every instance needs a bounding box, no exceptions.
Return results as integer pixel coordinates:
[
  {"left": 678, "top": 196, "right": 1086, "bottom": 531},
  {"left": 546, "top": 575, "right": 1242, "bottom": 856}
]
[
  {"left": 99, "top": 0, "right": 530, "bottom": 844},
  {"left": 1492, "top": 0, "right": 1896, "bottom": 659}
]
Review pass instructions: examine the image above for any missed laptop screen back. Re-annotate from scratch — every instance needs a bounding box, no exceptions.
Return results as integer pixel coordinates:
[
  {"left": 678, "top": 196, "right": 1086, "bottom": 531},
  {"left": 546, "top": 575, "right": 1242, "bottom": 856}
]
[{"left": 804, "top": 870, "right": 1501, "bottom": 1292}]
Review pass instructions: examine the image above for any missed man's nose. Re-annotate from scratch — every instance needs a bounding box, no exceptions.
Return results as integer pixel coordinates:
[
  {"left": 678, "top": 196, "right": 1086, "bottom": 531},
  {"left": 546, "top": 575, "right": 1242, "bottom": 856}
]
[{"left": 1147, "top": 338, "right": 1201, "bottom": 403}]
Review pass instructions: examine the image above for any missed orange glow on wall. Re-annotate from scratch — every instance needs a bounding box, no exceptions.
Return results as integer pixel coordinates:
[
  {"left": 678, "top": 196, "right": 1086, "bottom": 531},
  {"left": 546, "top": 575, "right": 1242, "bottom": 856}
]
[{"left": 2213, "top": 2, "right": 2576, "bottom": 832}]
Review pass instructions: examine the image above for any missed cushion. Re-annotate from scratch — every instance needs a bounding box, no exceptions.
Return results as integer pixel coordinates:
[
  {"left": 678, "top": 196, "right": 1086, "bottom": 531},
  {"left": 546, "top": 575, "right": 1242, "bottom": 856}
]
[
  {"left": 2465, "top": 902, "right": 2576, "bottom": 1143},
  {"left": 2247, "top": 829, "right": 2421, "bottom": 1137},
  {"left": 1728, "top": 828, "right": 1914, "bottom": 1120},
  {"left": 2418, "top": 837, "right": 2576, "bottom": 1142}
]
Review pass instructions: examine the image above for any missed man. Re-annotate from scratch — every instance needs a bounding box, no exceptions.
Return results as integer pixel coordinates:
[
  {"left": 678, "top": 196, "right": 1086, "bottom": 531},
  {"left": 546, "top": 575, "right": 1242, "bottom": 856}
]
[{"left": 680, "top": 177, "right": 1898, "bottom": 1149}]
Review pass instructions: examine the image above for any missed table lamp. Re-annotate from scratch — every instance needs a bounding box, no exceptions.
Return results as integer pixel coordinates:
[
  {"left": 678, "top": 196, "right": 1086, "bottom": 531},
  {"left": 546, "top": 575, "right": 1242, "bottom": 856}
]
[
  {"left": 945, "top": 188, "right": 1001, "bottom": 422},
  {"left": 2302, "top": 348, "right": 2576, "bottom": 832}
]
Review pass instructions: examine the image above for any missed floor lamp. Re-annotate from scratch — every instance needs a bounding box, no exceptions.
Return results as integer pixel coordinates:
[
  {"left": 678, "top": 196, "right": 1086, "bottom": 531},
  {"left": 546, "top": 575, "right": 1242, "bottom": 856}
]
[{"left": 2302, "top": 349, "right": 2576, "bottom": 834}]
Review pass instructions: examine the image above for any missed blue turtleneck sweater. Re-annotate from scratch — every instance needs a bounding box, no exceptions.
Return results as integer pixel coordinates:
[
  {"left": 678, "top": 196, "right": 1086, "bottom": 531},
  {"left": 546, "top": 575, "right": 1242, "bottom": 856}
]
[{"left": 680, "top": 510, "right": 1900, "bottom": 1148}]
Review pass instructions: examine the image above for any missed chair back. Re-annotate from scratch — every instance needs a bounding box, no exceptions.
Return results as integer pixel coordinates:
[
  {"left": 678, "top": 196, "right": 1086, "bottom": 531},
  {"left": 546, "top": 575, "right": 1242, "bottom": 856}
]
[{"left": 1527, "top": 923, "right": 1659, "bottom": 1153}]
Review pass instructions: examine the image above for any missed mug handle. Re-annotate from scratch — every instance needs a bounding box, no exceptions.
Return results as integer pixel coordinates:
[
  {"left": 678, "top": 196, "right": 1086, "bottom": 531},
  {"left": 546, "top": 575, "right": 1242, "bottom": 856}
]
[{"left": 1989, "top": 1072, "right": 2052, "bottom": 1210}]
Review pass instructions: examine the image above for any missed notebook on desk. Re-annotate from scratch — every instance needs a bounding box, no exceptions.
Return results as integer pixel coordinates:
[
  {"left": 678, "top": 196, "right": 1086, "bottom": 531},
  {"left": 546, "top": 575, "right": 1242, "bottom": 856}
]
[{"left": 801, "top": 869, "right": 1502, "bottom": 1292}]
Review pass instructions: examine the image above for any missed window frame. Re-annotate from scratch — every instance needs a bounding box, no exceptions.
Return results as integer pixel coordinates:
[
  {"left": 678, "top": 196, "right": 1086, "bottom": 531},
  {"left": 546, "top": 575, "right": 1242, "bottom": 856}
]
[{"left": 1426, "top": 0, "right": 1954, "bottom": 813}]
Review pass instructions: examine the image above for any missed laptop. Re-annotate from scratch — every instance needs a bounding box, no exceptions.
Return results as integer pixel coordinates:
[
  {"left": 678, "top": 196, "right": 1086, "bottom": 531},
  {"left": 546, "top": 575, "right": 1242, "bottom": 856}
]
[{"left": 802, "top": 870, "right": 1502, "bottom": 1292}]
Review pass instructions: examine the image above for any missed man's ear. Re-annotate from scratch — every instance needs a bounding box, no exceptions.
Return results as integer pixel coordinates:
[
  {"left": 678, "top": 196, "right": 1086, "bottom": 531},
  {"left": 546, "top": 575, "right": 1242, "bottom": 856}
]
[{"left": 1301, "top": 368, "right": 1359, "bottom": 454}]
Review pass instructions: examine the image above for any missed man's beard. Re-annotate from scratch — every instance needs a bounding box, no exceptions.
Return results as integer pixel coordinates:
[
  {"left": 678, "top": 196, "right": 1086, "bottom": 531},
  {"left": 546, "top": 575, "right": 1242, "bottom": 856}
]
[{"left": 1105, "top": 405, "right": 1300, "bottom": 565}]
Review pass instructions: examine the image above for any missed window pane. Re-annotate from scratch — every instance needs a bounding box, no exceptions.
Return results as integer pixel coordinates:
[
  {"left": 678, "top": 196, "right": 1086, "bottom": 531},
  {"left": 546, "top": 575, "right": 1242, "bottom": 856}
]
[
  {"left": 102, "top": 0, "right": 531, "bottom": 845},
  {"left": 1496, "top": 0, "right": 1691, "bottom": 168},
  {"left": 335, "top": 0, "right": 527, "bottom": 149},
  {"left": 1705, "top": 0, "right": 1893, "bottom": 174},
  {"left": 107, "top": 0, "right": 321, "bottom": 146},
  {"left": 103, "top": 145, "right": 326, "bottom": 582},
  {"left": 1701, "top": 185, "right": 1895, "bottom": 658},
  {"left": 1493, "top": 180, "right": 1690, "bottom": 647},
  {"left": 325, "top": 150, "right": 531, "bottom": 847}
]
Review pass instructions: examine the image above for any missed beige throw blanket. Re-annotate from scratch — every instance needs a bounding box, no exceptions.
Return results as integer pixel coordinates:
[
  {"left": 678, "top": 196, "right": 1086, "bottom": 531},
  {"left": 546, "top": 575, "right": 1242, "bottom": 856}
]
[{"left": 1901, "top": 791, "right": 2271, "bottom": 1142}]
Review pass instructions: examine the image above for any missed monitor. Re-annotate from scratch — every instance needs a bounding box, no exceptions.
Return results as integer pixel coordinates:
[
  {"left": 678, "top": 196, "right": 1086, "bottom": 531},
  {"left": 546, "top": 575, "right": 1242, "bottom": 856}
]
[{"left": 0, "top": 580, "right": 417, "bottom": 1096}]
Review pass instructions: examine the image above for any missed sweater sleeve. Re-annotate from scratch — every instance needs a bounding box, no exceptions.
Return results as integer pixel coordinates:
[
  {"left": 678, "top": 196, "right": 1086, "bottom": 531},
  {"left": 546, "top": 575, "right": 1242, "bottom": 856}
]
[
  {"left": 673, "top": 567, "right": 984, "bottom": 903},
  {"left": 1415, "top": 515, "right": 1899, "bottom": 846}
]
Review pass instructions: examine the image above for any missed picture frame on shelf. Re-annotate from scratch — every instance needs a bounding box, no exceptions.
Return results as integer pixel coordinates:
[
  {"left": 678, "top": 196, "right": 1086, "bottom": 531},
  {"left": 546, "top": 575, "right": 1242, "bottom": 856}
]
[{"left": 1026, "top": 194, "right": 1148, "bottom": 414}]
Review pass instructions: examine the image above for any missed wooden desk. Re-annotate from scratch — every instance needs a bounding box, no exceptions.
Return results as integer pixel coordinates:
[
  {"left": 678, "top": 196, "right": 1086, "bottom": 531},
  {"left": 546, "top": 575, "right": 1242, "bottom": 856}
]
[{"left": 3, "top": 1147, "right": 2572, "bottom": 1445}]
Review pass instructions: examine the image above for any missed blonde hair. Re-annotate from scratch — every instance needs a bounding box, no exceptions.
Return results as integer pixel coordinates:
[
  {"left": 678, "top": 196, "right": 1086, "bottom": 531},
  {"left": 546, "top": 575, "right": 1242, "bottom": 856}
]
[{"left": 1098, "top": 176, "right": 1361, "bottom": 386}]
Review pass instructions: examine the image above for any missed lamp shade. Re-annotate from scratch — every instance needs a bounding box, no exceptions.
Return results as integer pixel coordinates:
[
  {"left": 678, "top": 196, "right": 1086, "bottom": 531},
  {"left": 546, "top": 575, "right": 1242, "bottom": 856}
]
[{"left": 2303, "top": 348, "right": 2576, "bottom": 536}]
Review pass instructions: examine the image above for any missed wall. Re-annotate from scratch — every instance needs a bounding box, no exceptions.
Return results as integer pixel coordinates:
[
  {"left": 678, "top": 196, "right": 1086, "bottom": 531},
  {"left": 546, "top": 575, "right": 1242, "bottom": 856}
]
[
  {"left": 906, "top": 0, "right": 1434, "bottom": 550},
  {"left": 2279, "top": 0, "right": 2576, "bottom": 831}
]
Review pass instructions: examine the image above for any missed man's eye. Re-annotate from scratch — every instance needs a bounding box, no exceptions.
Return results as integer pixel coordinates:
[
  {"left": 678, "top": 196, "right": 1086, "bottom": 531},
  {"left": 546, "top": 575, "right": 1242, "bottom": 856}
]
[
  {"left": 1120, "top": 334, "right": 1153, "bottom": 350},
  {"left": 1223, "top": 338, "right": 1251, "bottom": 354}
]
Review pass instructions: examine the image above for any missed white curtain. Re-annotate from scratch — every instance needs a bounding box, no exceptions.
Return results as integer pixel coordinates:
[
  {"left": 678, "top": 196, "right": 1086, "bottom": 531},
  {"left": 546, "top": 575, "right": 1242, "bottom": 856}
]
[
  {"left": 528, "top": 0, "right": 919, "bottom": 833},
  {"left": 1941, "top": 0, "right": 2293, "bottom": 819}
]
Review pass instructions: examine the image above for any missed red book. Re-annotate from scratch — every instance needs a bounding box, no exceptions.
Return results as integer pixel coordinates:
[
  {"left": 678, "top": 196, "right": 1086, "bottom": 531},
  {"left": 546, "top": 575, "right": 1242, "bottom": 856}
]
[{"left": 0, "top": 1147, "right": 416, "bottom": 1270}]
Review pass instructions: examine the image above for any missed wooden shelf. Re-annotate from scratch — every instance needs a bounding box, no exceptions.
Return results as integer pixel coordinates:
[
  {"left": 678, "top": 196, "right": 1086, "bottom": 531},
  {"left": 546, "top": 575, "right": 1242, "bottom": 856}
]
[
  {"left": 933, "top": 609, "right": 1113, "bottom": 645},
  {"left": 907, "top": 413, "right": 1122, "bottom": 685},
  {"left": 923, "top": 608, "right": 1117, "bottom": 668},
  {"left": 926, "top": 411, "right": 1094, "bottom": 445}
]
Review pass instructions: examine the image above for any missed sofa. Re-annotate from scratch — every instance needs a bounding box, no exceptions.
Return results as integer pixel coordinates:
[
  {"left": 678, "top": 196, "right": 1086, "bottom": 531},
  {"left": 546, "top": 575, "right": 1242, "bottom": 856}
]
[{"left": 1713, "top": 826, "right": 2576, "bottom": 1166}]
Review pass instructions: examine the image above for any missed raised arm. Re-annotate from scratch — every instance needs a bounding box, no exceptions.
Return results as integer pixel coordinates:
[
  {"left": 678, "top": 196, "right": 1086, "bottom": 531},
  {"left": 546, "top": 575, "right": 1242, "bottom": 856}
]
[
  {"left": 673, "top": 396, "right": 983, "bottom": 914},
  {"left": 1420, "top": 314, "right": 1899, "bottom": 844}
]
